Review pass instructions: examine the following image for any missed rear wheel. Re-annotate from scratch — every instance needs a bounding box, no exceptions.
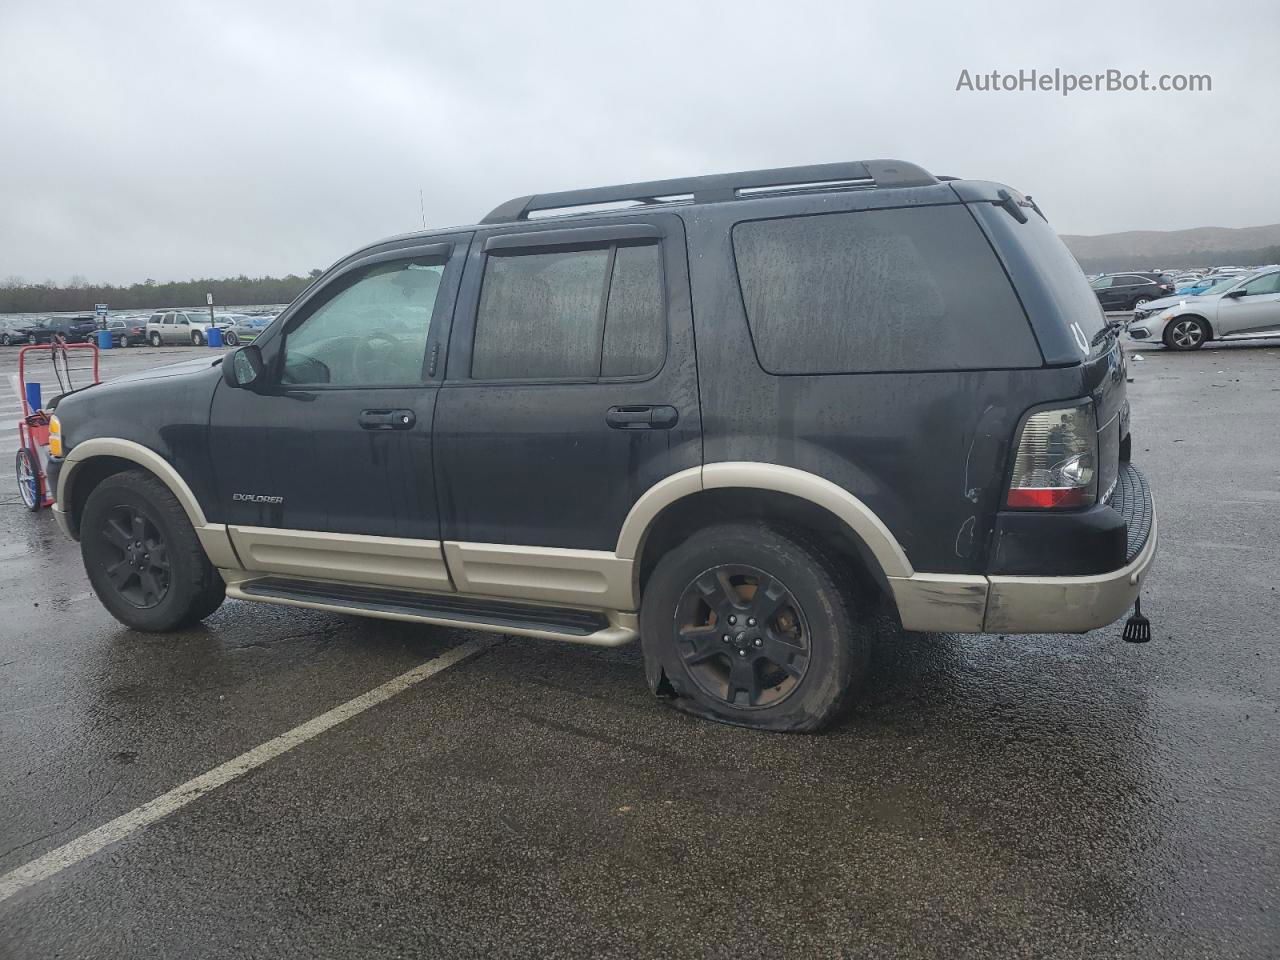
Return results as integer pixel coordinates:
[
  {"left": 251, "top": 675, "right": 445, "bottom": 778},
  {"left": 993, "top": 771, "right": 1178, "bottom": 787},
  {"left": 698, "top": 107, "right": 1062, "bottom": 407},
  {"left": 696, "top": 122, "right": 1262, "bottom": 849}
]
[
  {"left": 224, "top": 331, "right": 240, "bottom": 346},
  {"left": 1131, "top": 296, "right": 1151, "bottom": 310},
  {"left": 640, "top": 523, "right": 868, "bottom": 732},
  {"left": 149, "top": 331, "right": 162, "bottom": 347},
  {"left": 81, "top": 469, "right": 225, "bottom": 631},
  {"left": 0, "top": 333, "right": 11, "bottom": 346},
  {"left": 1164, "top": 316, "right": 1208, "bottom": 350},
  {"left": 16, "top": 447, "right": 41, "bottom": 511}
]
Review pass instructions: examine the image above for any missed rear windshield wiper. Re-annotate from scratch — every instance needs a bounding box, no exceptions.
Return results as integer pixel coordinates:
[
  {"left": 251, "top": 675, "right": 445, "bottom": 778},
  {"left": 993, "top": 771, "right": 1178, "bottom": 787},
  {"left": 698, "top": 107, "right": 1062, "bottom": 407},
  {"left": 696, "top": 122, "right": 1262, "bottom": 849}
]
[{"left": 1090, "top": 317, "right": 1125, "bottom": 348}]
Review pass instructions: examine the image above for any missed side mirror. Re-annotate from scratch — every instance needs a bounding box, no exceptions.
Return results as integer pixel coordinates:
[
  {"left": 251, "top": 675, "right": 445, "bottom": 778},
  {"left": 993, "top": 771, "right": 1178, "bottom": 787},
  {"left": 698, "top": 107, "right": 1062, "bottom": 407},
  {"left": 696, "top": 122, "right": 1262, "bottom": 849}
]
[
  {"left": 222, "top": 345, "right": 265, "bottom": 389},
  {"left": 1224, "top": 288, "right": 1247, "bottom": 299}
]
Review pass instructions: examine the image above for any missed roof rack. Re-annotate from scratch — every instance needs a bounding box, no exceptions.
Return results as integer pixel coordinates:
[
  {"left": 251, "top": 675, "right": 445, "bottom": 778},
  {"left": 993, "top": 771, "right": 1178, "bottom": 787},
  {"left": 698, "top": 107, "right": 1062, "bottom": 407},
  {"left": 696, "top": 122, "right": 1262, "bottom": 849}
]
[{"left": 480, "top": 159, "right": 938, "bottom": 224}]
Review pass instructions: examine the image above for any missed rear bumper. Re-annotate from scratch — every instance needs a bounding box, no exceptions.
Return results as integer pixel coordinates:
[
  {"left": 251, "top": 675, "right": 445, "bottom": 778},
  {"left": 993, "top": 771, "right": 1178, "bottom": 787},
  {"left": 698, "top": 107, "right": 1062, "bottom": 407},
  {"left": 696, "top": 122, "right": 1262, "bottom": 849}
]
[
  {"left": 890, "top": 464, "right": 1157, "bottom": 634},
  {"left": 982, "top": 509, "right": 1157, "bottom": 633}
]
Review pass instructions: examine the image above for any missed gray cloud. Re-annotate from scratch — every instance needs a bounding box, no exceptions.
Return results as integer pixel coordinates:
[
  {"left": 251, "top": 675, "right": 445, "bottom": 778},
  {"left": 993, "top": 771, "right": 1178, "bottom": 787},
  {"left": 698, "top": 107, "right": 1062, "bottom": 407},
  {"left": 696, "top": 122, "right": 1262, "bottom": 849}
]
[{"left": 1, "top": 0, "right": 1276, "bottom": 284}]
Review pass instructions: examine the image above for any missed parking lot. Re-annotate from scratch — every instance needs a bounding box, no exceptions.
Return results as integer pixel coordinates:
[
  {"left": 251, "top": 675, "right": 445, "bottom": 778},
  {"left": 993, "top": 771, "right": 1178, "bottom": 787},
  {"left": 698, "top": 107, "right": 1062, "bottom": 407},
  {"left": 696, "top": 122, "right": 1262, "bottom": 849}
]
[{"left": 1, "top": 338, "right": 1277, "bottom": 958}]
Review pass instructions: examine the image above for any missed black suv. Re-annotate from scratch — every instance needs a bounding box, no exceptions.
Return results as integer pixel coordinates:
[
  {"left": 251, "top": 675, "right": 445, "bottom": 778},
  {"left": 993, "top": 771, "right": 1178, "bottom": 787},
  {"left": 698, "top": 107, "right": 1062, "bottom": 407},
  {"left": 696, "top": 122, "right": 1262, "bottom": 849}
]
[
  {"left": 45, "top": 159, "right": 1157, "bottom": 732},
  {"left": 20, "top": 315, "right": 101, "bottom": 344},
  {"left": 1089, "top": 273, "right": 1174, "bottom": 312}
]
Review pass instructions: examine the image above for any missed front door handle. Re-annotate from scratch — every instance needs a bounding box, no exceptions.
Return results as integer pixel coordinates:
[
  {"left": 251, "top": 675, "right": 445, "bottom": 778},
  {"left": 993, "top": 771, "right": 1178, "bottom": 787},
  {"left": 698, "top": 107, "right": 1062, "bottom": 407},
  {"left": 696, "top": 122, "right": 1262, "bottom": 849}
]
[
  {"left": 359, "top": 408, "right": 415, "bottom": 430},
  {"left": 606, "top": 405, "right": 679, "bottom": 430}
]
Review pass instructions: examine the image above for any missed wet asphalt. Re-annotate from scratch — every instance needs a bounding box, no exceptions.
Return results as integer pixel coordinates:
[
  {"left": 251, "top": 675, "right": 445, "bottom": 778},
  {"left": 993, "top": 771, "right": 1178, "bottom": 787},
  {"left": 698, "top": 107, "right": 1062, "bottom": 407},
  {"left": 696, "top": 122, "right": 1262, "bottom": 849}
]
[{"left": 1, "top": 338, "right": 1277, "bottom": 958}]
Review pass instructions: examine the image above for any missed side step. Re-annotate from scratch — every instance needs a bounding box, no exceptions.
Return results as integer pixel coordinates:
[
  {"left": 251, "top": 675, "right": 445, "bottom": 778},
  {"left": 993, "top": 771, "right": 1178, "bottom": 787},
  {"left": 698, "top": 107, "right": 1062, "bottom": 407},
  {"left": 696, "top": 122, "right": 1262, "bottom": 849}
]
[{"left": 230, "top": 576, "right": 636, "bottom": 647}]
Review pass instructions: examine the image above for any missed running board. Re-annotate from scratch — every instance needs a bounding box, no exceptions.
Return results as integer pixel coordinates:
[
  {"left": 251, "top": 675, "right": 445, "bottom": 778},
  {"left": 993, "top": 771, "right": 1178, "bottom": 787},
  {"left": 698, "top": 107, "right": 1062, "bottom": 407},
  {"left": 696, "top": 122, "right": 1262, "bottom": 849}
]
[{"left": 228, "top": 576, "right": 637, "bottom": 647}]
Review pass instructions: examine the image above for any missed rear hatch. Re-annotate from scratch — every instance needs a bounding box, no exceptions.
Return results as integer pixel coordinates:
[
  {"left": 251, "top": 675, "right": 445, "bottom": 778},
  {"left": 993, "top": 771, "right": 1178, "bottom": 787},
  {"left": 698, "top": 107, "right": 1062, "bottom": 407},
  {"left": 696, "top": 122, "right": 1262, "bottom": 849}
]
[{"left": 951, "top": 180, "right": 1126, "bottom": 502}]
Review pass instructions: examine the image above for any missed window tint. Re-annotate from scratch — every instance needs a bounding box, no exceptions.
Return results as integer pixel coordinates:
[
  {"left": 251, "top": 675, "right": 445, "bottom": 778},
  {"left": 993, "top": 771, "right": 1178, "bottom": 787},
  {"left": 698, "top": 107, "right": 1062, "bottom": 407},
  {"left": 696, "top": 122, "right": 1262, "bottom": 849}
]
[
  {"left": 282, "top": 258, "right": 444, "bottom": 386},
  {"left": 1240, "top": 272, "right": 1280, "bottom": 296},
  {"left": 473, "top": 248, "right": 608, "bottom": 380},
  {"left": 472, "top": 241, "right": 665, "bottom": 380},
  {"left": 1091, "top": 277, "right": 1112, "bottom": 289},
  {"left": 733, "top": 206, "right": 1041, "bottom": 374},
  {"left": 602, "top": 244, "right": 664, "bottom": 378}
]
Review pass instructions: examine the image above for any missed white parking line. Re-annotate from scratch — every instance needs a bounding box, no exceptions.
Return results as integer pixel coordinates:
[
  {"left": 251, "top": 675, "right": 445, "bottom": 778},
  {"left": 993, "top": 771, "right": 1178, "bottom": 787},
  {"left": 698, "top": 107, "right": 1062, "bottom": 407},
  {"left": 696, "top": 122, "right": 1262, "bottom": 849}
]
[{"left": 0, "top": 637, "right": 493, "bottom": 903}]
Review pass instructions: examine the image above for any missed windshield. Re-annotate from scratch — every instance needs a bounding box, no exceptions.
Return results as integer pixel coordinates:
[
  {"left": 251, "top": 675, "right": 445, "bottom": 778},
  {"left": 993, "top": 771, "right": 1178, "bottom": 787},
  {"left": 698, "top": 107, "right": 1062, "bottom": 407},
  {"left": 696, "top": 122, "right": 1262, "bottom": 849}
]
[{"left": 1198, "top": 276, "right": 1240, "bottom": 295}]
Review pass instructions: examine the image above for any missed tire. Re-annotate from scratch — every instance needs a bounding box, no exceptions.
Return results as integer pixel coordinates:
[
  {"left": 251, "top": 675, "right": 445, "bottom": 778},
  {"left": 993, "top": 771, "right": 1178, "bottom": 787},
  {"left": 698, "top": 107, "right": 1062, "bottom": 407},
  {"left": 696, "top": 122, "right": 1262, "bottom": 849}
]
[
  {"left": 80, "top": 469, "right": 225, "bottom": 631},
  {"left": 0, "top": 333, "right": 10, "bottom": 346},
  {"left": 1164, "top": 316, "right": 1209, "bottom": 351},
  {"left": 16, "top": 447, "right": 42, "bottom": 511},
  {"left": 150, "top": 331, "right": 162, "bottom": 347},
  {"left": 192, "top": 331, "right": 205, "bottom": 346},
  {"left": 1131, "top": 297, "right": 1151, "bottom": 310},
  {"left": 224, "top": 332, "right": 240, "bottom": 347},
  {"left": 639, "top": 522, "right": 869, "bottom": 732}
]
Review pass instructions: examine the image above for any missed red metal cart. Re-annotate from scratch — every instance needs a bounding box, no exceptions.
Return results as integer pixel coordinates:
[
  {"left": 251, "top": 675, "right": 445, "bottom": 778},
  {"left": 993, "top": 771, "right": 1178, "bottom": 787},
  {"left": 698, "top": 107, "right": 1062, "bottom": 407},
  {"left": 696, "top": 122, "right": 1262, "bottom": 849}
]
[{"left": 14, "top": 341, "right": 100, "bottom": 511}]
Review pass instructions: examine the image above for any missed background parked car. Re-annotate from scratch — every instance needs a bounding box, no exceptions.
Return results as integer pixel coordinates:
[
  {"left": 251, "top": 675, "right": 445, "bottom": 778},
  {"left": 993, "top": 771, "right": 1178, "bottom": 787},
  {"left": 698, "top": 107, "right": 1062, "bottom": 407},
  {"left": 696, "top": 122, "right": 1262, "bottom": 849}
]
[
  {"left": 145, "top": 309, "right": 210, "bottom": 345},
  {"left": 1175, "top": 274, "right": 1239, "bottom": 296},
  {"left": 1129, "top": 268, "right": 1280, "bottom": 349},
  {"left": 19, "top": 315, "right": 100, "bottom": 343},
  {"left": 0, "top": 318, "right": 32, "bottom": 345},
  {"left": 105, "top": 317, "right": 147, "bottom": 346},
  {"left": 1089, "top": 273, "right": 1174, "bottom": 311},
  {"left": 221, "top": 314, "right": 271, "bottom": 345}
]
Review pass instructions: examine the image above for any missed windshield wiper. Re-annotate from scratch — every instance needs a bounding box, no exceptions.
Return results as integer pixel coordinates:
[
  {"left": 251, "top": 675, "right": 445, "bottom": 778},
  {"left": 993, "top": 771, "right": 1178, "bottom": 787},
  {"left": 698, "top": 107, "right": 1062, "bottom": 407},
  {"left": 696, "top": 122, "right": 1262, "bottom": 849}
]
[{"left": 1090, "top": 317, "right": 1125, "bottom": 348}]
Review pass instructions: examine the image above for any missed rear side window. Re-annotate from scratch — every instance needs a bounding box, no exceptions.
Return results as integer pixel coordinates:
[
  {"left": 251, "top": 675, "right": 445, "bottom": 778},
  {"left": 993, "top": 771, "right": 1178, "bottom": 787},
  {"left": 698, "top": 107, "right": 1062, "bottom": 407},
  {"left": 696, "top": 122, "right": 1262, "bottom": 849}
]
[
  {"left": 472, "top": 242, "right": 664, "bottom": 380},
  {"left": 732, "top": 206, "right": 1042, "bottom": 374}
]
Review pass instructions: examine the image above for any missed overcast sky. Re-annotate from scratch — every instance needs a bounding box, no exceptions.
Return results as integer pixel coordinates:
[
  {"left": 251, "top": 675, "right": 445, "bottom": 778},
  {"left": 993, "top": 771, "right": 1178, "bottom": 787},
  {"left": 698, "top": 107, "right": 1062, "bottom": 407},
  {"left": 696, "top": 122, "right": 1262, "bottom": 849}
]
[{"left": 1, "top": 0, "right": 1276, "bottom": 285}]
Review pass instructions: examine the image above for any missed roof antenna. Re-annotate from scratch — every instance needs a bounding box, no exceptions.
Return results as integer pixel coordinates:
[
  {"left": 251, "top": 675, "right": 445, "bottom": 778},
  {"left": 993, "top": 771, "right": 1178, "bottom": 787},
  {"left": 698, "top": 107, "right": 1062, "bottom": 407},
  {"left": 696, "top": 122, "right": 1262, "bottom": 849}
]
[{"left": 419, "top": 189, "right": 427, "bottom": 230}]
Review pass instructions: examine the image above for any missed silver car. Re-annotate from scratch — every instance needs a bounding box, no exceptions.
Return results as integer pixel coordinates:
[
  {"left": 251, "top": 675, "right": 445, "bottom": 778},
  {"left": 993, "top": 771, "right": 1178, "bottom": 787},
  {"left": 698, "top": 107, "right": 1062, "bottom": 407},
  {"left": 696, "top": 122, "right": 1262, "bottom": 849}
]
[
  {"left": 145, "top": 309, "right": 212, "bottom": 346},
  {"left": 1128, "top": 268, "right": 1280, "bottom": 350}
]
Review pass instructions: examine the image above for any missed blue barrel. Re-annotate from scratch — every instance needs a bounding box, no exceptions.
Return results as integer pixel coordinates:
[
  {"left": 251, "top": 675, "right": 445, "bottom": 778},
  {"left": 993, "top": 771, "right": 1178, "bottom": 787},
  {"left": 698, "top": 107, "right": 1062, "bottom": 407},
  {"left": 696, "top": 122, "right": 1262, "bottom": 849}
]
[
  {"left": 96, "top": 328, "right": 113, "bottom": 349},
  {"left": 206, "top": 326, "right": 224, "bottom": 348}
]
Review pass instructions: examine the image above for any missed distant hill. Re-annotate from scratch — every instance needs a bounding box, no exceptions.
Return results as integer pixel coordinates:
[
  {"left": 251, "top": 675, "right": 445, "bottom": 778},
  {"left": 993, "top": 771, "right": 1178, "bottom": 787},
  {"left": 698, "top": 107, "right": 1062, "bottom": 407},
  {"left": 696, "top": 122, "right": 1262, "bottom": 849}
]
[{"left": 1062, "top": 223, "right": 1280, "bottom": 273}]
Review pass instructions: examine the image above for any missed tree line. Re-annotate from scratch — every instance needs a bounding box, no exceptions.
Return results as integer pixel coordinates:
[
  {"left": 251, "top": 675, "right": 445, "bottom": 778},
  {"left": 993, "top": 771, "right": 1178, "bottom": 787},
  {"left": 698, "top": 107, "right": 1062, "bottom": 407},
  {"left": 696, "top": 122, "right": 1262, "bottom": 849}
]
[
  {"left": 1073, "top": 244, "right": 1280, "bottom": 276},
  {"left": 0, "top": 271, "right": 323, "bottom": 314}
]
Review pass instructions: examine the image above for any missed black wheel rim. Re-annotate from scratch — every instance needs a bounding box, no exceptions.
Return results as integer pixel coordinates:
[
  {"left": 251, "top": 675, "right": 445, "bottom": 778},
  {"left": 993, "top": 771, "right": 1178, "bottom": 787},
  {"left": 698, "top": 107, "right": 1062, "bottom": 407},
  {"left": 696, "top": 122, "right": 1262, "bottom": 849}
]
[
  {"left": 98, "top": 505, "right": 171, "bottom": 608},
  {"left": 673, "top": 564, "right": 811, "bottom": 709}
]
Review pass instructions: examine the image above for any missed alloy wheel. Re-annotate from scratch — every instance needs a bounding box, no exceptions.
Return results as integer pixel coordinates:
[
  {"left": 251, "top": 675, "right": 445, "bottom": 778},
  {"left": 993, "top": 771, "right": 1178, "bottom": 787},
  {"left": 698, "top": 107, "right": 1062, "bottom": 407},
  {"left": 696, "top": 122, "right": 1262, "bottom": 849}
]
[
  {"left": 1171, "top": 319, "right": 1204, "bottom": 348},
  {"left": 98, "top": 505, "right": 171, "bottom": 608},
  {"left": 673, "top": 564, "right": 811, "bottom": 708}
]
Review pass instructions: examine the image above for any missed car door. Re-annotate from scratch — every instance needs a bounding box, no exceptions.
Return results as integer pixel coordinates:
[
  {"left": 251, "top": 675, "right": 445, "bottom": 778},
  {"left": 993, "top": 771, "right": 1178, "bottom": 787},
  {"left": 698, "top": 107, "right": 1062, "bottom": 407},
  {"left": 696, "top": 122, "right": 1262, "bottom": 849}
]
[
  {"left": 1090, "top": 275, "right": 1115, "bottom": 308},
  {"left": 1215, "top": 271, "right": 1280, "bottom": 336},
  {"left": 432, "top": 214, "right": 700, "bottom": 605},
  {"left": 208, "top": 234, "right": 469, "bottom": 590}
]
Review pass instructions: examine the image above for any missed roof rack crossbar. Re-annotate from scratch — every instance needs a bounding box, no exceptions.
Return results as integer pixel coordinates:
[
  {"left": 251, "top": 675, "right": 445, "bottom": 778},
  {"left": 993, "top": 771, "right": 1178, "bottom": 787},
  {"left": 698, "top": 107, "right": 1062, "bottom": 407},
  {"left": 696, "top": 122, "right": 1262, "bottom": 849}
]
[{"left": 481, "top": 159, "right": 937, "bottom": 224}]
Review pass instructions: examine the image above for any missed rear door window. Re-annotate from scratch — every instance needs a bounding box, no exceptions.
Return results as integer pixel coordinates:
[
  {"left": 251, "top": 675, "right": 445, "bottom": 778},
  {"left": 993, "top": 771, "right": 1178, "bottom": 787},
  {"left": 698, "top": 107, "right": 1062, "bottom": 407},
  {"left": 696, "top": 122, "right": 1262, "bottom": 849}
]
[
  {"left": 471, "top": 241, "right": 665, "bottom": 381},
  {"left": 732, "top": 206, "right": 1042, "bottom": 374}
]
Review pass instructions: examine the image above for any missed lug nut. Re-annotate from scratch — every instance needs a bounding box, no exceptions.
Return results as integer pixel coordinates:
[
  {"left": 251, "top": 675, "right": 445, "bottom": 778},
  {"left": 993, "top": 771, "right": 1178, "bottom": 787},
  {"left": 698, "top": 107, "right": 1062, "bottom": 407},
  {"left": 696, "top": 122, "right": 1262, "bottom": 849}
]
[
  {"left": 722, "top": 634, "right": 731, "bottom": 642},
  {"left": 754, "top": 638, "right": 763, "bottom": 647},
  {"left": 727, "top": 615, "right": 737, "bottom": 625},
  {"left": 737, "top": 649, "right": 747, "bottom": 657},
  {"left": 747, "top": 617, "right": 757, "bottom": 626}
]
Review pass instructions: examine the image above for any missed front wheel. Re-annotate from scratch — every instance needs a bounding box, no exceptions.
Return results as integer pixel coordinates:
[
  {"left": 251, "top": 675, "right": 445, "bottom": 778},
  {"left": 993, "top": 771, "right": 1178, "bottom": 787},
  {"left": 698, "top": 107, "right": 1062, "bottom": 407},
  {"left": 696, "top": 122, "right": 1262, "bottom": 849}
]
[
  {"left": 16, "top": 447, "right": 42, "bottom": 511},
  {"left": 640, "top": 523, "right": 868, "bottom": 732},
  {"left": 81, "top": 469, "right": 226, "bottom": 631},
  {"left": 149, "top": 331, "right": 162, "bottom": 347},
  {"left": 1164, "top": 316, "right": 1209, "bottom": 350},
  {"left": 0, "top": 333, "right": 11, "bottom": 346},
  {"left": 191, "top": 330, "right": 205, "bottom": 346}
]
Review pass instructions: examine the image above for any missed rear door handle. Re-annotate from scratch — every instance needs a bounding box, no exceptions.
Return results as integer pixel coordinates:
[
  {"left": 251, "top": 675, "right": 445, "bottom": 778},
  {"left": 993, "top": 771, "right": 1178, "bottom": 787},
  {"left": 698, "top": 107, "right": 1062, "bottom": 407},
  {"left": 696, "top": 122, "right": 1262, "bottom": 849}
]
[
  {"left": 606, "top": 405, "right": 679, "bottom": 430},
  {"left": 359, "top": 408, "right": 415, "bottom": 430}
]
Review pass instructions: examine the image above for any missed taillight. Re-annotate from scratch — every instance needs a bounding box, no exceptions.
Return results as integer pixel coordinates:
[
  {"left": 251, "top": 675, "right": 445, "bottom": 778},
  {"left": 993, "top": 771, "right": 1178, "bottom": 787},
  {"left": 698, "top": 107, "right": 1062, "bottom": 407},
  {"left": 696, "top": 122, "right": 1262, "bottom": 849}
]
[{"left": 1006, "top": 402, "right": 1098, "bottom": 509}]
